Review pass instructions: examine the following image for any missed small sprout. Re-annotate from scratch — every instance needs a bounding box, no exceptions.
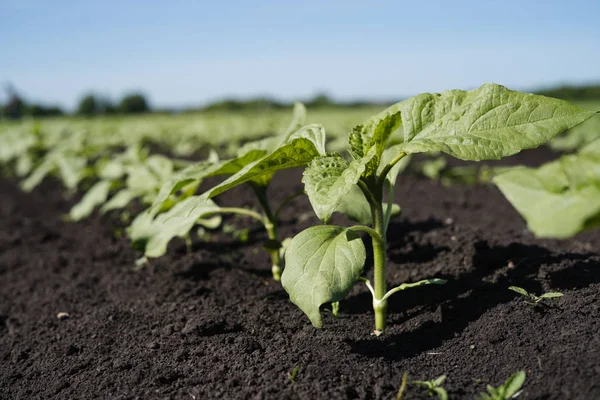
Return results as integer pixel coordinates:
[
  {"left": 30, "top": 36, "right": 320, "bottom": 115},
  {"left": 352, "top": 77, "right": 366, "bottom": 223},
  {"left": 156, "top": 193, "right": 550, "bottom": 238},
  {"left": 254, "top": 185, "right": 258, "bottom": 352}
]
[
  {"left": 288, "top": 365, "right": 300, "bottom": 382},
  {"left": 508, "top": 286, "right": 563, "bottom": 308},
  {"left": 134, "top": 256, "right": 150, "bottom": 271},
  {"left": 396, "top": 372, "right": 409, "bottom": 400},
  {"left": 478, "top": 371, "right": 526, "bottom": 400},
  {"left": 413, "top": 375, "right": 448, "bottom": 400},
  {"left": 331, "top": 301, "right": 340, "bottom": 318}
]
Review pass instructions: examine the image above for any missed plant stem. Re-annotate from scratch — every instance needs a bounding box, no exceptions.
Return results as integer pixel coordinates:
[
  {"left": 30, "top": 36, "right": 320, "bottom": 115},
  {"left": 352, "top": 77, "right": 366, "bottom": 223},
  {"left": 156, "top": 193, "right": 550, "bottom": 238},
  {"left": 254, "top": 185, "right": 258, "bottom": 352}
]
[
  {"left": 359, "top": 178, "right": 389, "bottom": 331},
  {"left": 274, "top": 190, "right": 305, "bottom": 220},
  {"left": 378, "top": 152, "right": 406, "bottom": 188},
  {"left": 371, "top": 199, "right": 388, "bottom": 331},
  {"left": 252, "top": 184, "right": 283, "bottom": 281}
]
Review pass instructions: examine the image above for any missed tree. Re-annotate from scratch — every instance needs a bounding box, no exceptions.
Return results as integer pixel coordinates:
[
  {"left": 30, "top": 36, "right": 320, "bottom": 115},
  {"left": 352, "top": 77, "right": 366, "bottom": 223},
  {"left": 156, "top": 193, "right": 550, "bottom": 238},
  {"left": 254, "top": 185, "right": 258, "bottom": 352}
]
[
  {"left": 77, "top": 94, "right": 98, "bottom": 116},
  {"left": 2, "top": 84, "right": 26, "bottom": 119},
  {"left": 119, "top": 93, "right": 150, "bottom": 114}
]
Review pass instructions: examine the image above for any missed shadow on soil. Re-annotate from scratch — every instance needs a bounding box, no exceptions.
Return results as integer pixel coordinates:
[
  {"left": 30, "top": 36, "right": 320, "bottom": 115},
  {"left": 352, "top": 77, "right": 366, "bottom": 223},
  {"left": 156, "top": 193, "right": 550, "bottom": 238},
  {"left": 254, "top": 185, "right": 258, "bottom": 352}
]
[{"left": 347, "top": 240, "right": 599, "bottom": 360}]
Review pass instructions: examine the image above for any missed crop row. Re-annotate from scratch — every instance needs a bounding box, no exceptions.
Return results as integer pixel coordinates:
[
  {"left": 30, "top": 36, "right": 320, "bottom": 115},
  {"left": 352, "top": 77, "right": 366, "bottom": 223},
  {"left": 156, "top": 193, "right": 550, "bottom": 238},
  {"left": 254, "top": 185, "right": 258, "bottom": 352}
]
[{"left": 1, "top": 83, "right": 596, "bottom": 335}]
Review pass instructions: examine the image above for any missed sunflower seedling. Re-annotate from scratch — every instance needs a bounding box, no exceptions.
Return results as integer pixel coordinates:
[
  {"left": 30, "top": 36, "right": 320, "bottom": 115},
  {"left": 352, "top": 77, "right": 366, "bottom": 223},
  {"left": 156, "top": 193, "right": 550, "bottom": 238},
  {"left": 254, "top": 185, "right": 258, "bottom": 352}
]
[
  {"left": 508, "top": 286, "right": 563, "bottom": 308},
  {"left": 133, "top": 103, "right": 321, "bottom": 280},
  {"left": 413, "top": 375, "right": 448, "bottom": 400},
  {"left": 478, "top": 370, "right": 526, "bottom": 400},
  {"left": 281, "top": 83, "right": 596, "bottom": 332}
]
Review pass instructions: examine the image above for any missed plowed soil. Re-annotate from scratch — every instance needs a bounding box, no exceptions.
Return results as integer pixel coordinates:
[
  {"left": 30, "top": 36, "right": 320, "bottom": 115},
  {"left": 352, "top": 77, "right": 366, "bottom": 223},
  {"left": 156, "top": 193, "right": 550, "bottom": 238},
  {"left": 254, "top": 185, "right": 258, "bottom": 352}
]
[{"left": 1, "top": 149, "right": 599, "bottom": 399}]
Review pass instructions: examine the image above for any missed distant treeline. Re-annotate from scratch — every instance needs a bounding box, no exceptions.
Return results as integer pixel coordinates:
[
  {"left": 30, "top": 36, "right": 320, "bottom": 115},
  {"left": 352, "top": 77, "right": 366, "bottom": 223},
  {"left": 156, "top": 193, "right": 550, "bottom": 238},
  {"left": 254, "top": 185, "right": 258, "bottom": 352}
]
[
  {"left": 535, "top": 84, "right": 600, "bottom": 102},
  {"left": 2, "top": 83, "right": 599, "bottom": 120}
]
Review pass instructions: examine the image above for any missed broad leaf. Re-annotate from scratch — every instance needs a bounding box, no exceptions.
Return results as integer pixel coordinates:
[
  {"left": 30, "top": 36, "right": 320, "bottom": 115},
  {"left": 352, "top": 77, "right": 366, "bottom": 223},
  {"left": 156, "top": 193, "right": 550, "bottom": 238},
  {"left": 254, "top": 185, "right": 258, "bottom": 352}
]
[
  {"left": 395, "top": 83, "right": 596, "bottom": 160},
  {"left": 494, "top": 146, "right": 600, "bottom": 238},
  {"left": 129, "top": 196, "right": 221, "bottom": 258},
  {"left": 69, "top": 180, "right": 112, "bottom": 221},
  {"left": 207, "top": 124, "right": 326, "bottom": 198},
  {"left": 281, "top": 225, "right": 366, "bottom": 327},
  {"left": 302, "top": 149, "right": 375, "bottom": 223}
]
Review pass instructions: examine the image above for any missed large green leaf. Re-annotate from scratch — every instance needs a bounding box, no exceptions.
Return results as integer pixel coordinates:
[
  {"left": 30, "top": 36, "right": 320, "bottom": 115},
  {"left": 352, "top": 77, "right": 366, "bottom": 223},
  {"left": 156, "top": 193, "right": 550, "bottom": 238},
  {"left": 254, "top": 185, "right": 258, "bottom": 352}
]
[
  {"left": 395, "top": 83, "right": 596, "bottom": 161},
  {"left": 494, "top": 143, "right": 600, "bottom": 238},
  {"left": 281, "top": 225, "right": 366, "bottom": 328},
  {"left": 207, "top": 124, "right": 326, "bottom": 198},
  {"left": 302, "top": 148, "right": 376, "bottom": 223},
  {"left": 69, "top": 180, "right": 112, "bottom": 221},
  {"left": 128, "top": 196, "right": 222, "bottom": 258}
]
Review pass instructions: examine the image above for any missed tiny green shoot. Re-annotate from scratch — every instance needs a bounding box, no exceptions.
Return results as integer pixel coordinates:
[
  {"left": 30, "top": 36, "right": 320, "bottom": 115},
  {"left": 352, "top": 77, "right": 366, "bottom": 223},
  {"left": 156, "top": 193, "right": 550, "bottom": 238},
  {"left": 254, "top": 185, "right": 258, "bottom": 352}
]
[
  {"left": 396, "top": 372, "right": 409, "bottom": 400},
  {"left": 478, "top": 370, "right": 526, "bottom": 400},
  {"left": 288, "top": 365, "right": 300, "bottom": 382},
  {"left": 413, "top": 375, "right": 448, "bottom": 400},
  {"left": 508, "top": 286, "right": 563, "bottom": 308}
]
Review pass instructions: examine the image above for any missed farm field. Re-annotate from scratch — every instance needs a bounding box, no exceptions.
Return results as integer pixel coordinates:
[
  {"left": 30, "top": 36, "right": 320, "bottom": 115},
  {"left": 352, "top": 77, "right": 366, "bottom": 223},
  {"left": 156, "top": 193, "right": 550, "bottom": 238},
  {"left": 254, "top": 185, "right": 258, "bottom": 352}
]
[
  {"left": 1, "top": 152, "right": 599, "bottom": 399},
  {"left": 1, "top": 88, "right": 600, "bottom": 399}
]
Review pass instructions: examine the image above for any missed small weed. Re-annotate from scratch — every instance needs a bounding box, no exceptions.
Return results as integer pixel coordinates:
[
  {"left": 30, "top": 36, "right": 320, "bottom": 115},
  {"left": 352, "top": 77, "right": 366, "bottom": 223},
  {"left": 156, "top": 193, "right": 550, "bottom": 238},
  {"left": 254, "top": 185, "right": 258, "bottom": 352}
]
[
  {"left": 508, "top": 286, "right": 563, "bottom": 308},
  {"left": 413, "top": 375, "right": 448, "bottom": 400}
]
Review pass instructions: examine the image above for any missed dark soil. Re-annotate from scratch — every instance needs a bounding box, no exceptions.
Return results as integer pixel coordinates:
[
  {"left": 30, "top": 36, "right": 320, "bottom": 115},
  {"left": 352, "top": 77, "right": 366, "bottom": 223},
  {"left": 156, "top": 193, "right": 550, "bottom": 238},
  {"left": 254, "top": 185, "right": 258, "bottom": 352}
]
[{"left": 1, "top": 149, "right": 599, "bottom": 400}]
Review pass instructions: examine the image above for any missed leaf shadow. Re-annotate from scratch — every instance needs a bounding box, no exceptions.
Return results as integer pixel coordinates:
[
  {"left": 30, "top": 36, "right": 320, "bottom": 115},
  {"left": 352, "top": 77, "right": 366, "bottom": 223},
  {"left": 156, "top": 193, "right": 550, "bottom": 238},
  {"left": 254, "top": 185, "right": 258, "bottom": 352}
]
[{"left": 346, "top": 240, "right": 595, "bottom": 360}]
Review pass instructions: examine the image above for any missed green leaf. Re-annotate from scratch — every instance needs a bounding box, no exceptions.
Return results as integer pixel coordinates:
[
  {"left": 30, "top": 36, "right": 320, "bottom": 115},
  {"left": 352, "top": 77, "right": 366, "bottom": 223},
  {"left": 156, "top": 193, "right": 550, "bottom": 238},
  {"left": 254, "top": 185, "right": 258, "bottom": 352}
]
[
  {"left": 152, "top": 150, "right": 266, "bottom": 209},
  {"left": 281, "top": 225, "right": 366, "bottom": 327},
  {"left": 302, "top": 149, "right": 375, "bottom": 223},
  {"left": 145, "top": 154, "right": 174, "bottom": 182},
  {"left": 349, "top": 108, "right": 403, "bottom": 176},
  {"left": 69, "top": 180, "right": 112, "bottom": 221},
  {"left": 502, "top": 371, "right": 526, "bottom": 398},
  {"left": 539, "top": 292, "right": 563, "bottom": 299},
  {"left": 334, "top": 185, "right": 399, "bottom": 225},
  {"left": 433, "top": 376, "right": 447, "bottom": 387},
  {"left": 434, "top": 388, "right": 448, "bottom": 400},
  {"left": 21, "top": 158, "right": 53, "bottom": 192},
  {"left": 283, "top": 102, "right": 307, "bottom": 138},
  {"left": 128, "top": 196, "right": 221, "bottom": 258},
  {"left": 100, "top": 188, "right": 139, "bottom": 213},
  {"left": 494, "top": 154, "right": 600, "bottom": 238},
  {"left": 57, "top": 154, "right": 87, "bottom": 190},
  {"left": 207, "top": 124, "right": 326, "bottom": 198},
  {"left": 395, "top": 83, "right": 596, "bottom": 160},
  {"left": 508, "top": 286, "right": 529, "bottom": 297}
]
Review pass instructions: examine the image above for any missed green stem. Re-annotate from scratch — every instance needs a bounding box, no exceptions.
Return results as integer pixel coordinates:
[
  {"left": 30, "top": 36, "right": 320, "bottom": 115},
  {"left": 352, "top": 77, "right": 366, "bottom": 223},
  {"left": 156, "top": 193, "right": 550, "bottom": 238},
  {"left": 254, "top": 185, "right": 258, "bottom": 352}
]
[
  {"left": 371, "top": 199, "right": 388, "bottom": 331},
  {"left": 348, "top": 225, "right": 382, "bottom": 243},
  {"left": 377, "top": 152, "right": 406, "bottom": 188},
  {"left": 274, "top": 190, "right": 305, "bottom": 220},
  {"left": 265, "top": 220, "right": 282, "bottom": 281},
  {"left": 252, "top": 185, "right": 283, "bottom": 281}
]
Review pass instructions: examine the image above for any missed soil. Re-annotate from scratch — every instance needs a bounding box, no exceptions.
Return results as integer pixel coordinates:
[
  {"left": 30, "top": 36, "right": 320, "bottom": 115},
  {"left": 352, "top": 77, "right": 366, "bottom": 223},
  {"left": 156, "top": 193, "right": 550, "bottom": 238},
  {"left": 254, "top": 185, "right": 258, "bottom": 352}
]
[{"left": 1, "top": 148, "right": 599, "bottom": 400}]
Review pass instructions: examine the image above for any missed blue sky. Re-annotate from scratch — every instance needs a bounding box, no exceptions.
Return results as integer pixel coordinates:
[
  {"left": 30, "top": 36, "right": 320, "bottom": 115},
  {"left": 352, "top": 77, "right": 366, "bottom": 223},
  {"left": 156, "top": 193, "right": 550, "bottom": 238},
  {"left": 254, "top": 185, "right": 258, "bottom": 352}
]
[{"left": 1, "top": 0, "right": 599, "bottom": 109}]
